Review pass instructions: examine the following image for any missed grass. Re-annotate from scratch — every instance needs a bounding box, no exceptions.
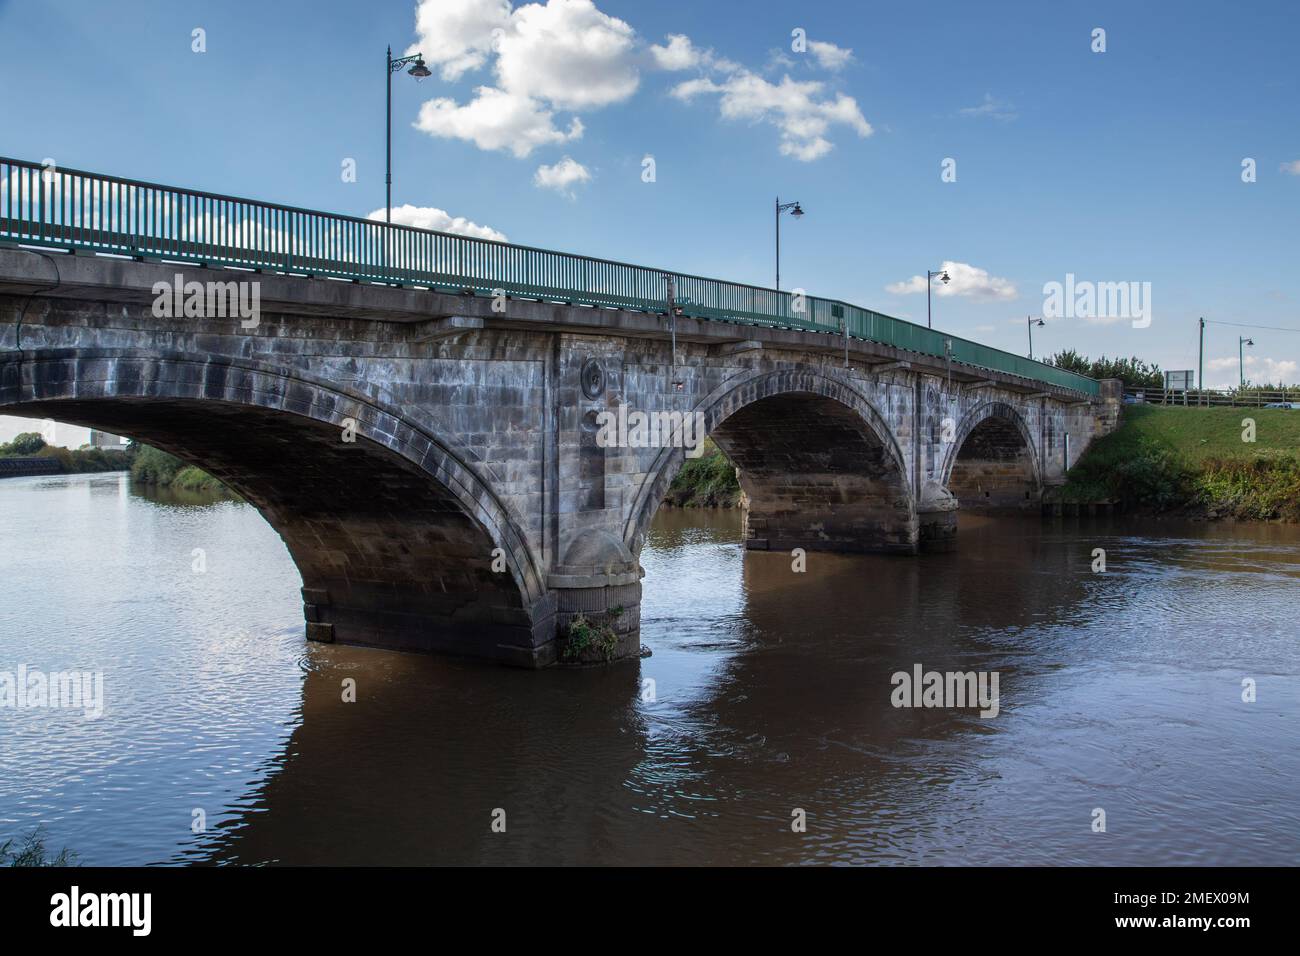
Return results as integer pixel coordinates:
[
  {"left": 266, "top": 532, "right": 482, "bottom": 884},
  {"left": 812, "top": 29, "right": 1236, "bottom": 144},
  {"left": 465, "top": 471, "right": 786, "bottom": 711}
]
[
  {"left": 1060, "top": 405, "right": 1300, "bottom": 519},
  {"left": 1110, "top": 404, "right": 1300, "bottom": 464},
  {"left": 1, "top": 827, "right": 77, "bottom": 867}
]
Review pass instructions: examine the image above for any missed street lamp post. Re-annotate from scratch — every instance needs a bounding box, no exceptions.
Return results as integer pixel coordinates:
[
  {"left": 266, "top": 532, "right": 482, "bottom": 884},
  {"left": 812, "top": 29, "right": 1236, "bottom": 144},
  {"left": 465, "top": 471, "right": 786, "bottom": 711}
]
[
  {"left": 774, "top": 197, "right": 804, "bottom": 291},
  {"left": 386, "top": 45, "right": 431, "bottom": 223},
  {"left": 1026, "top": 315, "right": 1045, "bottom": 360},
  {"left": 926, "top": 269, "right": 950, "bottom": 329},
  {"left": 1239, "top": 335, "right": 1254, "bottom": 389}
]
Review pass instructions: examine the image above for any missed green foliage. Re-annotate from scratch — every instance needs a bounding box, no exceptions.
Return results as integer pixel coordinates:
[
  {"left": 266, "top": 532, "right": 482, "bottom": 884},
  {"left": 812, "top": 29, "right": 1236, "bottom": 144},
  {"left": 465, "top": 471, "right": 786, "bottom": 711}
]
[
  {"left": 130, "top": 444, "right": 228, "bottom": 494},
  {"left": 1197, "top": 457, "right": 1300, "bottom": 520},
  {"left": 561, "top": 610, "right": 622, "bottom": 663},
  {"left": 0, "top": 432, "right": 129, "bottom": 473},
  {"left": 0, "top": 431, "right": 47, "bottom": 456},
  {"left": 1, "top": 827, "right": 77, "bottom": 867},
  {"left": 1046, "top": 349, "right": 1164, "bottom": 389},
  {"left": 665, "top": 438, "right": 741, "bottom": 507},
  {"left": 1061, "top": 405, "right": 1300, "bottom": 519},
  {"left": 129, "top": 444, "right": 186, "bottom": 484}
]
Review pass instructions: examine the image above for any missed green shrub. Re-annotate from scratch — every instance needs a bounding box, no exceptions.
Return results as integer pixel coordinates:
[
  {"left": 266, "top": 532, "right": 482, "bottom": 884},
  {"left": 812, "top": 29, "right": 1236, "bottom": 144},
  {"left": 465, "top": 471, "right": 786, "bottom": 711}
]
[
  {"left": 561, "top": 611, "right": 623, "bottom": 662},
  {"left": 1197, "top": 456, "right": 1300, "bottom": 520},
  {"left": 130, "top": 444, "right": 186, "bottom": 484},
  {"left": 664, "top": 438, "right": 741, "bottom": 507}
]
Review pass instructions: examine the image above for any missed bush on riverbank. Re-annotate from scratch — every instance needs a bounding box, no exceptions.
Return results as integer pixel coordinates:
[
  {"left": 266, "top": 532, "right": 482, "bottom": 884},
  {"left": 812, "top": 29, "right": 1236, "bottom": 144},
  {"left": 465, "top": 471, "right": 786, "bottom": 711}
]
[
  {"left": 663, "top": 438, "right": 742, "bottom": 508},
  {"left": 1059, "top": 405, "right": 1300, "bottom": 520},
  {"left": 130, "top": 444, "right": 230, "bottom": 494},
  {"left": 1196, "top": 456, "right": 1300, "bottom": 521}
]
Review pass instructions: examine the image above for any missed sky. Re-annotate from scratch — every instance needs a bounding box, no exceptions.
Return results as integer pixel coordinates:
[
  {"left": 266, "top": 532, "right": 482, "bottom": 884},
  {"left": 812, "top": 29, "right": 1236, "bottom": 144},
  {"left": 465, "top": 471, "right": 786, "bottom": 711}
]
[{"left": 1, "top": 0, "right": 1298, "bottom": 443}]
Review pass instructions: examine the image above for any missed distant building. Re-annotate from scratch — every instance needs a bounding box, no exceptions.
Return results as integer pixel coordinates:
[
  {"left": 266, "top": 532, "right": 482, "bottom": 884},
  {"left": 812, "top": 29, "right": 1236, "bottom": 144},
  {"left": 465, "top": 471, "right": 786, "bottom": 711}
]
[{"left": 89, "top": 429, "right": 128, "bottom": 449}]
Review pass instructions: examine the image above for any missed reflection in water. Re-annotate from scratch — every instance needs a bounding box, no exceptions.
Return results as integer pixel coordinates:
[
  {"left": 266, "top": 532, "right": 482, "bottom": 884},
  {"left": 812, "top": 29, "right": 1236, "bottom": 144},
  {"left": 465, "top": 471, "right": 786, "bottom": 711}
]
[{"left": 1, "top": 475, "right": 1297, "bottom": 865}]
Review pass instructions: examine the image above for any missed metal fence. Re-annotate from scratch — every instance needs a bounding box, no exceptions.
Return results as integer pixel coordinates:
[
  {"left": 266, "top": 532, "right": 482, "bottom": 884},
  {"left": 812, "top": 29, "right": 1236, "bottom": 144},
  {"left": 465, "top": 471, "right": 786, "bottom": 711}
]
[
  {"left": 1126, "top": 387, "right": 1300, "bottom": 408},
  {"left": 0, "top": 156, "right": 1100, "bottom": 397}
]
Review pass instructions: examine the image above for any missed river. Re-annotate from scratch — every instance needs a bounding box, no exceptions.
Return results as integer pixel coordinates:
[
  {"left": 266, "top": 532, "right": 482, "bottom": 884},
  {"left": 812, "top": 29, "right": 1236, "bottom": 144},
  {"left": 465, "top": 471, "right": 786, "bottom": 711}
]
[{"left": 1, "top": 472, "right": 1296, "bottom": 865}]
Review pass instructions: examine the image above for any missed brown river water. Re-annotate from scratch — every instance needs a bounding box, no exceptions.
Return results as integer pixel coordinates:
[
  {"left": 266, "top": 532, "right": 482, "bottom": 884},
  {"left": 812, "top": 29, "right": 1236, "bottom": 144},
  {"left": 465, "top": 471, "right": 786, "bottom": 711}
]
[{"left": 1, "top": 472, "right": 1297, "bottom": 865}]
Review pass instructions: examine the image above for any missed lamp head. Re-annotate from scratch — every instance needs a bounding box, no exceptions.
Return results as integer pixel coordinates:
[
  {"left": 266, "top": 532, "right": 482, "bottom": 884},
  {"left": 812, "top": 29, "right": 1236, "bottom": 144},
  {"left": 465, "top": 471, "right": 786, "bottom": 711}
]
[
  {"left": 791, "top": 203, "right": 804, "bottom": 218},
  {"left": 408, "top": 58, "right": 432, "bottom": 78},
  {"left": 940, "top": 271, "right": 950, "bottom": 284}
]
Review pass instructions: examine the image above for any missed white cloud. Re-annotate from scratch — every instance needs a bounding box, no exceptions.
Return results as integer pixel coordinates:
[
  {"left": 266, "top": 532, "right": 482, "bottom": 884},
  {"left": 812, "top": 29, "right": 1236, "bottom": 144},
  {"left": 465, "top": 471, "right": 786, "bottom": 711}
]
[
  {"left": 405, "top": 1, "right": 871, "bottom": 163},
  {"left": 1280, "top": 160, "right": 1300, "bottom": 176},
  {"left": 408, "top": 0, "right": 512, "bottom": 81},
  {"left": 671, "top": 72, "right": 871, "bottom": 161},
  {"left": 367, "top": 204, "right": 507, "bottom": 242},
  {"left": 1207, "top": 354, "right": 1298, "bottom": 385},
  {"left": 808, "top": 40, "right": 853, "bottom": 71},
  {"left": 495, "top": 0, "right": 639, "bottom": 109},
  {"left": 650, "top": 34, "right": 701, "bottom": 71},
  {"left": 534, "top": 156, "right": 592, "bottom": 196},
  {"left": 886, "top": 261, "right": 1018, "bottom": 301},
  {"left": 408, "top": 0, "right": 635, "bottom": 158},
  {"left": 415, "top": 86, "right": 583, "bottom": 158},
  {"left": 959, "top": 93, "right": 1018, "bottom": 122}
]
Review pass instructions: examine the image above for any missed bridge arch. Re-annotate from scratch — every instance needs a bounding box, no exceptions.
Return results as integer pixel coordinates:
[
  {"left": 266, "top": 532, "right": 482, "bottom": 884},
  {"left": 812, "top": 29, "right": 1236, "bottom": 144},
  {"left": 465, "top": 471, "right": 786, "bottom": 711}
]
[
  {"left": 0, "top": 347, "right": 554, "bottom": 664},
  {"left": 941, "top": 400, "right": 1042, "bottom": 512},
  {"left": 626, "top": 368, "right": 917, "bottom": 556}
]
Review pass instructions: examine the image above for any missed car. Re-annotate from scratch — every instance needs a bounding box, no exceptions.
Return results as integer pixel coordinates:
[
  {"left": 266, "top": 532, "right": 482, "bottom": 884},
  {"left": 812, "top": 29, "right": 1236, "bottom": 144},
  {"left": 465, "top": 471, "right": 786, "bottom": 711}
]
[{"left": 1263, "top": 402, "right": 1299, "bottom": 409}]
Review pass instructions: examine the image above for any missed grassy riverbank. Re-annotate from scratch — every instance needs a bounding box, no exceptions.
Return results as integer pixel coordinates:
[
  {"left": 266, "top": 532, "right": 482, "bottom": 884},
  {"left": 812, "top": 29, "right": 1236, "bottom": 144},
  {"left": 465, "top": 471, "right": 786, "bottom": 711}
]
[
  {"left": 1059, "top": 405, "right": 1300, "bottom": 520},
  {"left": 130, "top": 444, "right": 232, "bottom": 495},
  {"left": 663, "top": 438, "right": 742, "bottom": 508}
]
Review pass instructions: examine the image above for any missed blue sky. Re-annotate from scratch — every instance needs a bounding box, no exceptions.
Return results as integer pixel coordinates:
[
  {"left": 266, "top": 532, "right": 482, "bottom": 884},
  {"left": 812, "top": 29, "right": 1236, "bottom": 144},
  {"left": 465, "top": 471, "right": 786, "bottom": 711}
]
[{"left": 1, "top": 0, "right": 1298, "bottom": 444}]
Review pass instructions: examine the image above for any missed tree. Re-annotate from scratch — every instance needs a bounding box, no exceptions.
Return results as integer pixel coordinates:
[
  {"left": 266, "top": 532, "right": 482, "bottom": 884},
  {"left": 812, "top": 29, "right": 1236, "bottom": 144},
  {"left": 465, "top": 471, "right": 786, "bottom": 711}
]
[
  {"left": 0, "top": 432, "right": 47, "bottom": 457},
  {"left": 1046, "top": 351, "right": 1163, "bottom": 389}
]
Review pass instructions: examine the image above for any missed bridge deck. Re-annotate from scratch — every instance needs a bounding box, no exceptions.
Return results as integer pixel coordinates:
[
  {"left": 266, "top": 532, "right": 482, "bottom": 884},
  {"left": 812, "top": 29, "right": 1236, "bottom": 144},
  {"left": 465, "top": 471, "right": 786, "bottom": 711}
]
[{"left": 0, "top": 156, "right": 1098, "bottom": 397}]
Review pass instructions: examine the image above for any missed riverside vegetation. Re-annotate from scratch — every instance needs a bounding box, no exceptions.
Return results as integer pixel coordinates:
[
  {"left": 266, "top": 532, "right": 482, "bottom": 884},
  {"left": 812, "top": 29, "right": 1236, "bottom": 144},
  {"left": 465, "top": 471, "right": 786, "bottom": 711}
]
[
  {"left": 0, "top": 431, "right": 233, "bottom": 496},
  {"left": 662, "top": 438, "right": 741, "bottom": 508},
  {"left": 0, "top": 431, "right": 130, "bottom": 474},
  {"left": 129, "top": 444, "right": 232, "bottom": 496},
  {"left": 1057, "top": 405, "right": 1300, "bottom": 521}
]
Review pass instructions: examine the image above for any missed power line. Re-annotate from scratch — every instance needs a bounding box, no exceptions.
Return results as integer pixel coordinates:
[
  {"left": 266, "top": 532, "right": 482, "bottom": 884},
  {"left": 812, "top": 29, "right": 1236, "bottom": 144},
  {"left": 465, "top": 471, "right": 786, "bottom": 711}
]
[{"left": 1206, "top": 319, "right": 1300, "bottom": 333}]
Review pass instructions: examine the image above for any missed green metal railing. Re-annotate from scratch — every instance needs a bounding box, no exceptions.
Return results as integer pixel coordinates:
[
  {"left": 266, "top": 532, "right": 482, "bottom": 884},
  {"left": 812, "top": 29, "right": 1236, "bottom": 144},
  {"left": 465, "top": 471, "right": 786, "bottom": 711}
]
[{"left": 0, "top": 157, "right": 1099, "bottom": 396}]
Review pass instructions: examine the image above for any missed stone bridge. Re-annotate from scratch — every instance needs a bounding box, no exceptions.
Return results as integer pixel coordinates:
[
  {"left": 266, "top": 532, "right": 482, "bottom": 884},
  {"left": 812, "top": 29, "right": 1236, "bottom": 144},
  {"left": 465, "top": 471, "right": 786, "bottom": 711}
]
[{"left": 0, "top": 246, "right": 1119, "bottom": 666}]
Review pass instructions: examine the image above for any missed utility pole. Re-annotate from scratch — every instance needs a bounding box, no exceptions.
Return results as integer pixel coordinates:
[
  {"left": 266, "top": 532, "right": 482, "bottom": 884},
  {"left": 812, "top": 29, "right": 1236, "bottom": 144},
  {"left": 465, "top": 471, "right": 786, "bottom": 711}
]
[{"left": 1198, "top": 317, "right": 1205, "bottom": 407}]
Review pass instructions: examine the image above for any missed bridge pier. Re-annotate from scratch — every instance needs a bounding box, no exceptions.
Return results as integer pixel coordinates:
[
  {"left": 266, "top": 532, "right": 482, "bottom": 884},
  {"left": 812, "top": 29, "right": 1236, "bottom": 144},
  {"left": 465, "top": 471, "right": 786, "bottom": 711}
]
[
  {"left": 917, "top": 482, "right": 960, "bottom": 553},
  {"left": 547, "top": 531, "right": 643, "bottom": 664}
]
